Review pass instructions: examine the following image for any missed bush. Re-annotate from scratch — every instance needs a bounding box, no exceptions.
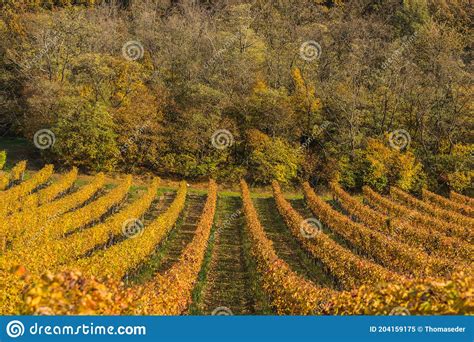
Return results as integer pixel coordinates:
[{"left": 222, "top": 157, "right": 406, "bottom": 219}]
[
  {"left": 52, "top": 101, "right": 119, "bottom": 172},
  {"left": 336, "top": 138, "right": 426, "bottom": 192},
  {"left": 336, "top": 155, "right": 358, "bottom": 189},
  {"left": 247, "top": 129, "right": 301, "bottom": 184},
  {"left": 448, "top": 171, "right": 473, "bottom": 193},
  {"left": 427, "top": 143, "right": 473, "bottom": 192},
  {"left": 445, "top": 144, "right": 473, "bottom": 192},
  {"left": 396, "top": 152, "right": 425, "bottom": 192},
  {"left": 246, "top": 80, "right": 295, "bottom": 137},
  {"left": 0, "top": 151, "right": 6, "bottom": 170}
]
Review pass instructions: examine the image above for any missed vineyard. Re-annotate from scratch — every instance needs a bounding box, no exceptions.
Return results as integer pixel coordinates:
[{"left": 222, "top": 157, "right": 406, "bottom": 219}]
[{"left": 0, "top": 161, "right": 472, "bottom": 316}]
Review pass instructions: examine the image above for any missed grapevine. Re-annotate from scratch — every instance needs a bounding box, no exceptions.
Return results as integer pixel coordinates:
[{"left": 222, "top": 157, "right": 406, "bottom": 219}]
[
  {"left": 138, "top": 180, "right": 218, "bottom": 315},
  {"left": 390, "top": 187, "right": 474, "bottom": 229},
  {"left": 330, "top": 182, "right": 472, "bottom": 263},
  {"left": 74, "top": 181, "right": 187, "bottom": 280},
  {"left": 240, "top": 179, "right": 334, "bottom": 314},
  {"left": 364, "top": 186, "right": 473, "bottom": 243},
  {"left": 303, "top": 182, "right": 455, "bottom": 279},
  {"left": 450, "top": 191, "right": 474, "bottom": 207},
  {"left": 272, "top": 181, "right": 402, "bottom": 289},
  {"left": 422, "top": 188, "right": 474, "bottom": 218}
]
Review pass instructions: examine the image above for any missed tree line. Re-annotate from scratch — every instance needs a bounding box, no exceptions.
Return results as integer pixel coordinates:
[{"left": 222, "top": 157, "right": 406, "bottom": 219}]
[{"left": 0, "top": 0, "right": 471, "bottom": 192}]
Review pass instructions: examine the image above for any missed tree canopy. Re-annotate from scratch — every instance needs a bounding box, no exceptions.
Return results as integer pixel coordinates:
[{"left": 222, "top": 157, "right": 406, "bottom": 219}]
[{"left": 0, "top": 0, "right": 472, "bottom": 192}]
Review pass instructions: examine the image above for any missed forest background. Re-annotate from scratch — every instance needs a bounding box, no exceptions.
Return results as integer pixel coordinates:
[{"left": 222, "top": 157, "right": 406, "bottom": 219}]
[{"left": 0, "top": 0, "right": 472, "bottom": 193}]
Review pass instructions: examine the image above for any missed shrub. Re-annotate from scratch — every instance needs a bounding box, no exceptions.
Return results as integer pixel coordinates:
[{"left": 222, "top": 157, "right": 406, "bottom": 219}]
[
  {"left": 247, "top": 129, "right": 301, "bottom": 184},
  {"left": 52, "top": 101, "right": 119, "bottom": 172},
  {"left": 446, "top": 144, "right": 473, "bottom": 192},
  {"left": 246, "top": 79, "right": 296, "bottom": 137},
  {"left": 0, "top": 151, "right": 6, "bottom": 170},
  {"left": 336, "top": 155, "right": 357, "bottom": 189},
  {"left": 336, "top": 138, "right": 426, "bottom": 192},
  {"left": 448, "top": 171, "right": 473, "bottom": 192}
]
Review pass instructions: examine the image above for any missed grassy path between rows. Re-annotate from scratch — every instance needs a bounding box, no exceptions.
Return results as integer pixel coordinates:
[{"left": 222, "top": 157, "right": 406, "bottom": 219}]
[
  {"left": 253, "top": 197, "right": 334, "bottom": 288},
  {"left": 127, "top": 190, "right": 206, "bottom": 284},
  {"left": 290, "top": 198, "right": 353, "bottom": 251},
  {"left": 191, "top": 195, "right": 269, "bottom": 315}
]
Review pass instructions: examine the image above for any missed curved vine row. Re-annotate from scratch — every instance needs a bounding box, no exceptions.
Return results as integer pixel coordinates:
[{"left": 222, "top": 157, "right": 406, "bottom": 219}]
[
  {"left": 240, "top": 179, "right": 334, "bottom": 314},
  {"left": 0, "top": 164, "right": 54, "bottom": 215},
  {"left": 52, "top": 178, "right": 160, "bottom": 267},
  {"left": 9, "top": 161, "right": 27, "bottom": 183},
  {"left": 5, "top": 173, "right": 107, "bottom": 250},
  {"left": 42, "top": 175, "right": 133, "bottom": 239},
  {"left": 422, "top": 189, "right": 474, "bottom": 218},
  {"left": 138, "top": 180, "right": 218, "bottom": 315},
  {"left": 363, "top": 186, "right": 473, "bottom": 243},
  {"left": 320, "top": 272, "right": 473, "bottom": 315},
  {"left": 4, "top": 178, "right": 160, "bottom": 276},
  {"left": 450, "top": 191, "right": 474, "bottom": 207},
  {"left": 0, "top": 161, "right": 27, "bottom": 190},
  {"left": 390, "top": 187, "right": 474, "bottom": 229},
  {"left": 9, "top": 168, "right": 78, "bottom": 213},
  {"left": 40, "top": 173, "right": 106, "bottom": 218},
  {"left": 74, "top": 181, "right": 187, "bottom": 280},
  {"left": 9, "top": 175, "right": 130, "bottom": 251},
  {"left": 330, "top": 182, "right": 472, "bottom": 263},
  {"left": 272, "top": 181, "right": 401, "bottom": 289},
  {"left": 303, "top": 183, "right": 454, "bottom": 279}
]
